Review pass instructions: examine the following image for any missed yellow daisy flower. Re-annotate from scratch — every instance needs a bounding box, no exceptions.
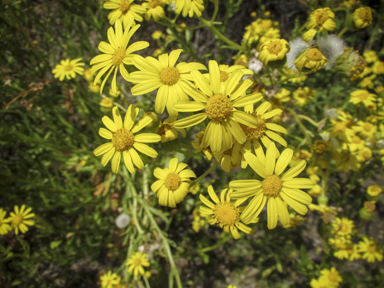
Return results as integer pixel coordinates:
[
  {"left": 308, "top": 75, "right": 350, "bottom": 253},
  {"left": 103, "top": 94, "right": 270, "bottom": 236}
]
[
  {"left": 331, "top": 217, "right": 355, "bottom": 236},
  {"left": 348, "top": 244, "right": 361, "bottom": 261},
  {"left": 9, "top": 205, "right": 35, "bottom": 235},
  {"left": 142, "top": 0, "right": 166, "bottom": 21},
  {"left": 213, "top": 141, "right": 244, "bottom": 172},
  {"left": 0, "top": 208, "right": 11, "bottom": 235},
  {"left": 103, "top": 0, "right": 146, "bottom": 28},
  {"left": 128, "top": 49, "right": 206, "bottom": 116},
  {"left": 259, "top": 28, "right": 281, "bottom": 44},
  {"left": 294, "top": 47, "right": 328, "bottom": 73},
  {"left": 94, "top": 105, "right": 161, "bottom": 174},
  {"left": 363, "top": 50, "right": 378, "bottom": 63},
  {"left": 175, "top": 0, "right": 205, "bottom": 18},
  {"left": 240, "top": 101, "right": 287, "bottom": 157},
  {"left": 353, "top": 7, "right": 372, "bottom": 29},
  {"left": 367, "top": 185, "right": 382, "bottom": 197},
  {"left": 356, "top": 146, "right": 372, "bottom": 162},
  {"left": 243, "top": 19, "right": 273, "bottom": 43},
  {"left": 293, "top": 86, "right": 315, "bottom": 107},
  {"left": 99, "top": 98, "right": 114, "bottom": 110},
  {"left": 320, "top": 267, "right": 343, "bottom": 287},
  {"left": 352, "top": 120, "right": 377, "bottom": 139},
  {"left": 151, "top": 157, "right": 196, "bottom": 207},
  {"left": 156, "top": 118, "right": 186, "bottom": 143},
  {"left": 357, "top": 238, "right": 383, "bottom": 263},
  {"left": 329, "top": 112, "right": 355, "bottom": 140},
  {"left": 229, "top": 142, "right": 314, "bottom": 229},
  {"left": 173, "top": 60, "right": 261, "bottom": 153},
  {"left": 199, "top": 186, "right": 256, "bottom": 239},
  {"left": 258, "top": 39, "right": 290, "bottom": 66},
  {"left": 349, "top": 89, "right": 376, "bottom": 107},
  {"left": 126, "top": 252, "right": 150, "bottom": 277},
  {"left": 333, "top": 149, "right": 360, "bottom": 172},
  {"left": 100, "top": 271, "right": 121, "bottom": 288},
  {"left": 303, "top": 7, "right": 336, "bottom": 42},
  {"left": 271, "top": 88, "right": 291, "bottom": 108},
  {"left": 52, "top": 58, "right": 84, "bottom": 81},
  {"left": 90, "top": 19, "right": 149, "bottom": 95},
  {"left": 310, "top": 276, "right": 332, "bottom": 288},
  {"left": 346, "top": 135, "right": 365, "bottom": 152},
  {"left": 372, "top": 61, "right": 384, "bottom": 75}
]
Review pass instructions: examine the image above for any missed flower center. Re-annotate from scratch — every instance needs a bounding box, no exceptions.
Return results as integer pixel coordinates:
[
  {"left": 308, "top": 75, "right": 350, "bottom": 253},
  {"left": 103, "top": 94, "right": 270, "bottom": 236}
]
[
  {"left": 357, "top": 91, "right": 369, "bottom": 100},
  {"left": 359, "top": 9, "right": 371, "bottom": 21},
  {"left": 213, "top": 202, "right": 239, "bottom": 226},
  {"left": 160, "top": 67, "right": 180, "bottom": 86},
  {"left": 112, "top": 128, "right": 135, "bottom": 152},
  {"left": 306, "top": 48, "right": 324, "bottom": 61},
  {"left": 205, "top": 94, "right": 233, "bottom": 121},
  {"left": 133, "top": 258, "right": 142, "bottom": 266},
  {"left": 328, "top": 272, "right": 338, "bottom": 282},
  {"left": 149, "top": 0, "right": 163, "bottom": 8},
  {"left": 262, "top": 175, "right": 282, "bottom": 197},
  {"left": 267, "top": 41, "right": 283, "bottom": 55},
  {"left": 220, "top": 71, "right": 229, "bottom": 82},
  {"left": 64, "top": 65, "right": 73, "bottom": 71},
  {"left": 119, "top": 0, "right": 131, "bottom": 14},
  {"left": 367, "top": 244, "right": 376, "bottom": 253},
  {"left": 340, "top": 223, "right": 348, "bottom": 232},
  {"left": 157, "top": 123, "right": 172, "bottom": 136},
  {"left": 362, "top": 150, "right": 371, "bottom": 159},
  {"left": 315, "top": 10, "right": 329, "bottom": 26},
  {"left": 364, "top": 202, "right": 375, "bottom": 212},
  {"left": 164, "top": 173, "right": 182, "bottom": 190},
  {"left": 112, "top": 47, "right": 126, "bottom": 67},
  {"left": 12, "top": 215, "right": 23, "bottom": 226},
  {"left": 313, "top": 140, "right": 328, "bottom": 154},
  {"left": 363, "top": 123, "right": 371, "bottom": 131},
  {"left": 351, "top": 136, "right": 361, "bottom": 144},
  {"left": 240, "top": 115, "right": 266, "bottom": 141},
  {"left": 333, "top": 122, "right": 346, "bottom": 133}
]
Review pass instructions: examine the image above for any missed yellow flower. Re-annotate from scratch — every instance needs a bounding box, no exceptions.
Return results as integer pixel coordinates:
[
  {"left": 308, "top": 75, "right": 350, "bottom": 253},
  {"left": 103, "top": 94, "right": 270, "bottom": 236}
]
[
  {"left": 356, "top": 146, "right": 372, "bottom": 162},
  {"left": 156, "top": 118, "right": 186, "bottom": 143},
  {"left": 213, "top": 141, "right": 245, "bottom": 172},
  {"left": 367, "top": 185, "right": 382, "bottom": 197},
  {"left": 143, "top": 0, "right": 166, "bottom": 21},
  {"left": 363, "top": 50, "right": 378, "bottom": 63},
  {"left": 94, "top": 106, "right": 161, "bottom": 174},
  {"left": 9, "top": 205, "right": 35, "bottom": 235},
  {"left": 352, "top": 120, "right": 377, "bottom": 139},
  {"left": 308, "top": 184, "right": 322, "bottom": 197},
  {"left": 293, "top": 86, "right": 315, "bottom": 107},
  {"left": 204, "top": 64, "right": 253, "bottom": 85},
  {"left": 100, "top": 271, "right": 120, "bottom": 288},
  {"left": 109, "top": 87, "right": 121, "bottom": 98},
  {"left": 99, "top": 98, "right": 114, "bottom": 110},
  {"left": 358, "top": 238, "right": 383, "bottom": 263},
  {"left": 52, "top": 58, "right": 84, "bottom": 81},
  {"left": 372, "top": 61, "right": 384, "bottom": 75},
  {"left": 175, "top": 0, "right": 205, "bottom": 18},
  {"left": 259, "top": 28, "right": 281, "bottom": 44},
  {"left": 103, "top": 0, "right": 146, "bottom": 28},
  {"left": 359, "top": 74, "right": 376, "bottom": 89},
  {"left": 151, "top": 157, "right": 196, "bottom": 207},
  {"left": 173, "top": 60, "right": 261, "bottom": 153},
  {"left": 329, "top": 111, "right": 355, "bottom": 140},
  {"left": 128, "top": 49, "right": 206, "bottom": 116},
  {"left": 280, "top": 68, "right": 307, "bottom": 83},
  {"left": 258, "top": 39, "right": 290, "bottom": 66},
  {"left": 282, "top": 214, "right": 306, "bottom": 228},
  {"left": 320, "top": 267, "right": 343, "bottom": 287},
  {"left": 331, "top": 217, "right": 355, "bottom": 236},
  {"left": 353, "top": 7, "right": 372, "bottom": 29},
  {"left": 271, "top": 88, "right": 291, "bottom": 108},
  {"left": 364, "top": 201, "right": 376, "bottom": 212},
  {"left": 233, "top": 54, "right": 249, "bottom": 67},
  {"left": 294, "top": 48, "right": 328, "bottom": 73},
  {"left": 333, "top": 149, "right": 360, "bottom": 172},
  {"left": 303, "top": 7, "right": 336, "bottom": 42},
  {"left": 346, "top": 135, "right": 365, "bottom": 153},
  {"left": 310, "top": 276, "right": 332, "bottom": 288},
  {"left": 151, "top": 30, "right": 163, "bottom": 40},
  {"left": 83, "top": 68, "right": 95, "bottom": 82},
  {"left": 349, "top": 89, "right": 376, "bottom": 107},
  {"left": 199, "top": 186, "right": 256, "bottom": 239},
  {"left": 0, "top": 209, "right": 11, "bottom": 235},
  {"left": 126, "top": 252, "right": 150, "bottom": 276},
  {"left": 243, "top": 19, "right": 273, "bottom": 43},
  {"left": 312, "top": 139, "right": 332, "bottom": 155},
  {"left": 229, "top": 142, "right": 314, "bottom": 229},
  {"left": 90, "top": 19, "right": 149, "bottom": 95},
  {"left": 89, "top": 82, "right": 100, "bottom": 93}
]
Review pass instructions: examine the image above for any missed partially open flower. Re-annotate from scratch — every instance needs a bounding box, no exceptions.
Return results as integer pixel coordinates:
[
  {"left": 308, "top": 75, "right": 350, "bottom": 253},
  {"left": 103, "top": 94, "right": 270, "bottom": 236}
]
[
  {"left": 353, "top": 7, "right": 372, "bottom": 29},
  {"left": 294, "top": 47, "right": 328, "bottom": 73},
  {"left": 302, "top": 7, "right": 336, "bottom": 42},
  {"left": 335, "top": 47, "right": 366, "bottom": 80},
  {"left": 258, "top": 39, "right": 290, "bottom": 67}
]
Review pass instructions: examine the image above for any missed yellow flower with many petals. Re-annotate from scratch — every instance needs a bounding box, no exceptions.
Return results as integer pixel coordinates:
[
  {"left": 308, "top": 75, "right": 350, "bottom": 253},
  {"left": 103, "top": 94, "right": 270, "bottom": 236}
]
[
  {"left": 90, "top": 19, "right": 149, "bottom": 95},
  {"left": 294, "top": 48, "right": 328, "bottom": 73},
  {"left": 349, "top": 89, "right": 376, "bottom": 107},
  {"left": 9, "top": 205, "right": 35, "bottom": 235},
  {"left": 174, "top": 0, "right": 205, "bottom": 18},
  {"left": 310, "top": 276, "right": 333, "bottom": 288},
  {"left": 372, "top": 61, "right": 384, "bottom": 75},
  {"left": 173, "top": 60, "right": 261, "bottom": 153},
  {"left": 94, "top": 106, "right": 161, "bottom": 174},
  {"left": 151, "top": 157, "right": 196, "bottom": 207},
  {"left": 52, "top": 58, "right": 84, "bottom": 81},
  {"left": 126, "top": 252, "right": 150, "bottom": 277},
  {"left": 229, "top": 143, "right": 314, "bottom": 229},
  {"left": 293, "top": 86, "right": 315, "bottom": 107},
  {"left": 303, "top": 7, "right": 336, "bottom": 42},
  {"left": 363, "top": 50, "right": 378, "bottom": 63},
  {"left": 353, "top": 7, "right": 372, "bottom": 29},
  {"left": 358, "top": 238, "right": 383, "bottom": 263},
  {"left": 199, "top": 186, "right": 256, "bottom": 239},
  {"left": 0, "top": 209, "right": 11, "bottom": 235},
  {"left": 258, "top": 39, "right": 290, "bottom": 66},
  {"left": 100, "top": 271, "right": 120, "bottom": 288},
  {"left": 352, "top": 120, "right": 377, "bottom": 139},
  {"left": 103, "top": 0, "right": 146, "bottom": 28},
  {"left": 128, "top": 49, "right": 206, "bottom": 116},
  {"left": 320, "top": 267, "right": 343, "bottom": 287},
  {"left": 143, "top": 0, "right": 166, "bottom": 21},
  {"left": 331, "top": 217, "right": 355, "bottom": 236}
]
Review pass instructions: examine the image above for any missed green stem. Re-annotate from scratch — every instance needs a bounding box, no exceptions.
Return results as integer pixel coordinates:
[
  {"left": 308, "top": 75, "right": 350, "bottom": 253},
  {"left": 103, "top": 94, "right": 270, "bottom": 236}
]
[
  {"left": 143, "top": 165, "right": 149, "bottom": 200},
  {"left": 196, "top": 234, "right": 232, "bottom": 254},
  {"left": 287, "top": 108, "right": 313, "bottom": 145},
  {"left": 337, "top": 27, "right": 349, "bottom": 38},
  {"left": 199, "top": 17, "right": 245, "bottom": 52},
  {"left": 191, "top": 162, "right": 218, "bottom": 185},
  {"left": 211, "top": 0, "right": 219, "bottom": 22},
  {"left": 143, "top": 274, "right": 151, "bottom": 288}
]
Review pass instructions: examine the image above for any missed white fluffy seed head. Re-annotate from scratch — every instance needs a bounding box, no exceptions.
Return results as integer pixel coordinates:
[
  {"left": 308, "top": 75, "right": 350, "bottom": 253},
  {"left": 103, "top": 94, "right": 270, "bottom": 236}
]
[
  {"left": 115, "top": 213, "right": 130, "bottom": 229},
  {"left": 317, "top": 36, "right": 346, "bottom": 70},
  {"left": 286, "top": 37, "right": 313, "bottom": 72}
]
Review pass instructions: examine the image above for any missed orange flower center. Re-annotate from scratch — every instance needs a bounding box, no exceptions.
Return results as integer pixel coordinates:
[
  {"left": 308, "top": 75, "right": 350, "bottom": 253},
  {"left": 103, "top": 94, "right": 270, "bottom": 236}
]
[
  {"left": 12, "top": 215, "right": 23, "bottom": 226},
  {"left": 119, "top": 0, "right": 131, "bottom": 14},
  {"left": 262, "top": 175, "right": 282, "bottom": 197},
  {"left": 160, "top": 67, "right": 180, "bottom": 86},
  {"left": 205, "top": 94, "right": 233, "bottom": 121},
  {"left": 164, "top": 173, "right": 181, "bottom": 190},
  {"left": 112, "top": 47, "right": 126, "bottom": 66},
  {"left": 267, "top": 41, "right": 283, "bottom": 55},
  {"left": 220, "top": 71, "right": 229, "bottom": 82},
  {"left": 112, "top": 128, "right": 135, "bottom": 151},
  {"left": 213, "top": 202, "right": 239, "bottom": 226}
]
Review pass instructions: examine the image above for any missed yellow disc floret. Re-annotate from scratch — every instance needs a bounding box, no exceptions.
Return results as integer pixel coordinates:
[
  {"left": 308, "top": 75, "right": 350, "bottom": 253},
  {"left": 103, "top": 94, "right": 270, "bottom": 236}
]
[
  {"left": 160, "top": 67, "right": 180, "bottom": 85},
  {"left": 205, "top": 94, "right": 233, "bottom": 121},
  {"left": 164, "top": 173, "right": 182, "bottom": 190},
  {"left": 240, "top": 115, "right": 266, "bottom": 141},
  {"left": 112, "top": 47, "right": 126, "bottom": 67},
  {"left": 119, "top": 0, "right": 131, "bottom": 14},
  {"left": 213, "top": 202, "right": 239, "bottom": 226},
  {"left": 12, "top": 215, "right": 23, "bottom": 226},
  {"left": 262, "top": 175, "right": 282, "bottom": 197},
  {"left": 112, "top": 128, "right": 135, "bottom": 151}
]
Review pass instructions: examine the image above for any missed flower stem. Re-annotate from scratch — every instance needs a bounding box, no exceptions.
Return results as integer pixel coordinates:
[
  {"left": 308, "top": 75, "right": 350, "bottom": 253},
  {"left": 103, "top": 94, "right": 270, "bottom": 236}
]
[{"left": 192, "top": 162, "right": 218, "bottom": 185}]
